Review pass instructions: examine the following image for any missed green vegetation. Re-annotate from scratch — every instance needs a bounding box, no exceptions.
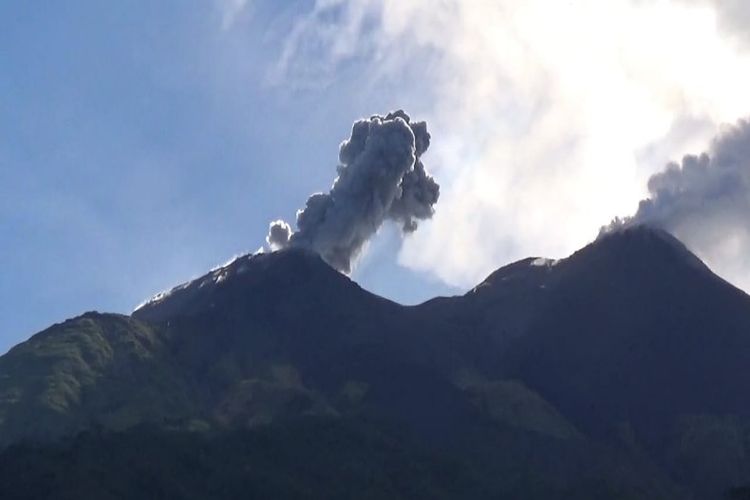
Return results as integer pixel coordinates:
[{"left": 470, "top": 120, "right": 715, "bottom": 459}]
[
  {"left": 460, "top": 377, "right": 580, "bottom": 439},
  {"left": 0, "top": 419, "right": 674, "bottom": 500},
  {"left": 3, "top": 232, "right": 750, "bottom": 498},
  {"left": 667, "top": 415, "right": 750, "bottom": 499},
  {"left": 0, "top": 313, "right": 194, "bottom": 445}
]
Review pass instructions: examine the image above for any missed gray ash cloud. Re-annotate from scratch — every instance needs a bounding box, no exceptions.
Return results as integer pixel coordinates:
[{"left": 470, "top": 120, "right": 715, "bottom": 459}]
[
  {"left": 267, "top": 110, "right": 439, "bottom": 273},
  {"left": 603, "top": 118, "right": 750, "bottom": 283}
]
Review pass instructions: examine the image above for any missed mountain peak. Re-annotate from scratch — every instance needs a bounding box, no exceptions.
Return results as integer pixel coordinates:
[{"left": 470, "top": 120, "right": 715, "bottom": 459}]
[
  {"left": 574, "top": 224, "right": 712, "bottom": 276},
  {"left": 132, "top": 247, "right": 356, "bottom": 323},
  {"left": 592, "top": 223, "right": 691, "bottom": 253},
  {"left": 472, "top": 225, "right": 698, "bottom": 296}
]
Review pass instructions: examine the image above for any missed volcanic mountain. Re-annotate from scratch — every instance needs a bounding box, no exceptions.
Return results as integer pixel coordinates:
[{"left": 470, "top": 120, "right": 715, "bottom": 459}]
[{"left": 1, "top": 226, "right": 749, "bottom": 499}]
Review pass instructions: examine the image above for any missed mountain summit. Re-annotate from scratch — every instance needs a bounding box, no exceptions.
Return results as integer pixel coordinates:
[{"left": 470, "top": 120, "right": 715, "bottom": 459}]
[
  {"left": 461, "top": 226, "right": 750, "bottom": 432},
  {"left": 133, "top": 247, "right": 383, "bottom": 323},
  {"left": 1, "top": 225, "right": 749, "bottom": 499}
]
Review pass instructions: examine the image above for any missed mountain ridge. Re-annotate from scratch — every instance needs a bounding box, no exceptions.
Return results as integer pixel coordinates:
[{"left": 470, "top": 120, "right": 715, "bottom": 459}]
[{"left": 2, "top": 225, "right": 750, "bottom": 499}]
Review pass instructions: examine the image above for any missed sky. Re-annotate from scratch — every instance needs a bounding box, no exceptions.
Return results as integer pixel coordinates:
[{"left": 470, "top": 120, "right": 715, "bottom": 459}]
[{"left": 2, "top": 0, "right": 750, "bottom": 353}]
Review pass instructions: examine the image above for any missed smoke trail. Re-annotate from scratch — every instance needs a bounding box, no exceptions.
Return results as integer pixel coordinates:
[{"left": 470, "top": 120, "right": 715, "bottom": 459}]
[
  {"left": 267, "top": 110, "right": 439, "bottom": 273},
  {"left": 604, "top": 118, "right": 750, "bottom": 286}
]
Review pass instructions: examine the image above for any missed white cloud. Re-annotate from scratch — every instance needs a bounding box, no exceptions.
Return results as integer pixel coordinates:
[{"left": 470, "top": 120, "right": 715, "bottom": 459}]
[
  {"left": 273, "top": 0, "right": 750, "bottom": 288},
  {"left": 217, "top": 0, "right": 252, "bottom": 30},
  {"left": 678, "top": 0, "right": 750, "bottom": 47}
]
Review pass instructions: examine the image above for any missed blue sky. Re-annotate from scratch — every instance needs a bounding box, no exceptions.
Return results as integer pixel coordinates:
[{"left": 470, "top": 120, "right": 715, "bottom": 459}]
[
  {"left": 0, "top": 1, "right": 458, "bottom": 352},
  {"left": 3, "top": 0, "right": 750, "bottom": 353}
]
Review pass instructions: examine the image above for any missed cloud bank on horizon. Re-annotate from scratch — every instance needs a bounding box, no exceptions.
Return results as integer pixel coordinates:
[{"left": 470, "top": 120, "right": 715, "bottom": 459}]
[
  {"left": 266, "top": 110, "right": 439, "bottom": 274},
  {"left": 255, "top": 0, "right": 750, "bottom": 291}
]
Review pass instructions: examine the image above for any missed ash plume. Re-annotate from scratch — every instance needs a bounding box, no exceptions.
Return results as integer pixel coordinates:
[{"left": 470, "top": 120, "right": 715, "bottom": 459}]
[
  {"left": 267, "top": 110, "right": 439, "bottom": 273},
  {"left": 603, "top": 118, "right": 750, "bottom": 285},
  {"left": 266, "top": 220, "right": 292, "bottom": 251}
]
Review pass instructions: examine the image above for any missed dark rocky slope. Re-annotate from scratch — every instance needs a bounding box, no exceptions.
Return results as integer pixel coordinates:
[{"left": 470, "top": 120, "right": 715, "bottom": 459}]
[{"left": 1, "top": 226, "right": 749, "bottom": 498}]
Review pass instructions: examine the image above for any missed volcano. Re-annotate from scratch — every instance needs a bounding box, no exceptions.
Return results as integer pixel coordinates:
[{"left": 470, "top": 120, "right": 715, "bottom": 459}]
[{"left": 1, "top": 226, "right": 749, "bottom": 499}]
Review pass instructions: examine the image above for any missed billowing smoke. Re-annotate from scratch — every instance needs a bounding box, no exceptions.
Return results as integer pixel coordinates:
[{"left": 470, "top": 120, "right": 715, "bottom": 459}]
[
  {"left": 266, "top": 220, "right": 292, "bottom": 251},
  {"left": 267, "top": 110, "right": 439, "bottom": 273},
  {"left": 677, "top": 0, "right": 750, "bottom": 47},
  {"left": 604, "top": 118, "right": 750, "bottom": 287}
]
